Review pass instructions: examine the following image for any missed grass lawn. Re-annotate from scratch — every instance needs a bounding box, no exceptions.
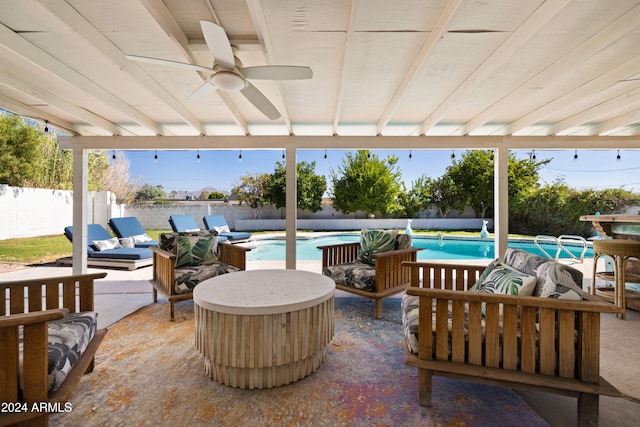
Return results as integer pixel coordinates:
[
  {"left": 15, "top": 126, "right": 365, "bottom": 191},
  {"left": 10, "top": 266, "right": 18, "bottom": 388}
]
[{"left": 0, "top": 230, "right": 168, "bottom": 264}]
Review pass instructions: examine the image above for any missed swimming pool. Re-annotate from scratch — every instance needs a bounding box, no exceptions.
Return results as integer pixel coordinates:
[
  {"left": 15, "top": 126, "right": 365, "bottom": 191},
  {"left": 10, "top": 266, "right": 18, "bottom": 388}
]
[{"left": 245, "top": 234, "right": 594, "bottom": 261}]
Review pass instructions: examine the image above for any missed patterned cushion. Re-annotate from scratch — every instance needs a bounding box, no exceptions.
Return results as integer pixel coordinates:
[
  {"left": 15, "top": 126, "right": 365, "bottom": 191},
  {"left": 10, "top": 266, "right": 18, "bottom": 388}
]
[
  {"left": 401, "top": 293, "right": 477, "bottom": 356},
  {"left": 469, "top": 260, "right": 537, "bottom": 297},
  {"left": 174, "top": 235, "right": 219, "bottom": 268},
  {"left": 174, "top": 263, "right": 240, "bottom": 294},
  {"left": 503, "top": 248, "right": 583, "bottom": 300},
  {"left": 19, "top": 312, "right": 99, "bottom": 392},
  {"left": 323, "top": 261, "right": 376, "bottom": 292},
  {"left": 395, "top": 233, "right": 412, "bottom": 250},
  {"left": 92, "top": 237, "right": 121, "bottom": 251},
  {"left": 132, "top": 233, "right": 153, "bottom": 243},
  {"left": 118, "top": 237, "right": 135, "bottom": 248},
  {"left": 159, "top": 231, "right": 215, "bottom": 253},
  {"left": 357, "top": 229, "right": 398, "bottom": 265}
]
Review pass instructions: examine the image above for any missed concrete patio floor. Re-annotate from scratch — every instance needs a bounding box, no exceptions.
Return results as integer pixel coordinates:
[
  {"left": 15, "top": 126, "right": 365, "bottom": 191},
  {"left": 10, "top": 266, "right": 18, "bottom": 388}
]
[{"left": 1, "top": 257, "right": 639, "bottom": 426}]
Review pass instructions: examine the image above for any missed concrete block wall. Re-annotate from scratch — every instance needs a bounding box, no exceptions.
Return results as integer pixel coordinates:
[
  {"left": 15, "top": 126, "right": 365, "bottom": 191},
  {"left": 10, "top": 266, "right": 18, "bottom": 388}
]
[{"left": 236, "top": 218, "right": 492, "bottom": 232}]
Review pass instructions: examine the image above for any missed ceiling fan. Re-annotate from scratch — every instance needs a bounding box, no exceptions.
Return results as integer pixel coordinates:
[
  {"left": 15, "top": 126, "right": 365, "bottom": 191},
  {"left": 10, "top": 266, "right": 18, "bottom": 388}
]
[{"left": 126, "top": 21, "right": 313, "bottom": 120}]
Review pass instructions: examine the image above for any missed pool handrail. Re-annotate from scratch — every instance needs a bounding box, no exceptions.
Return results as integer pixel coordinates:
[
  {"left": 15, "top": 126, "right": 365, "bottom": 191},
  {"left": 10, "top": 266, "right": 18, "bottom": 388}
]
[{"left": 534, "top": 234, "right": 588, "bottom": 263}]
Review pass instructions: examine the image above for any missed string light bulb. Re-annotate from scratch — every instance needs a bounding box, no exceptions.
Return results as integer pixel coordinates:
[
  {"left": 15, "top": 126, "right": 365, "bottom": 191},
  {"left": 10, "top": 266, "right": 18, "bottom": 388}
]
[
  {"left": 323, "top": 149, "right": 327, "bottom": 161},
  {"left": 532, "top": 150, "right": 537, "bottom": 160},
  {"left": 617, "top": 150, "right": 621, "bottom": 162},
  {"left": 409, "top": 150, "right": 413, "bottom": 161},
  {"left": 44, "top": 120, "right": 49, "bottom": 133},
  {"left": 153, "top": 150, "right": 158, "bottom": 163},
  {"left": 196, "top": 150, "right": 201, "bottom": 163},
  {"left": 112, "top": 150, "right": 116, "bottom": 160},
  {"left": 238, "top": 150, "right": 242, "bottom": 162},
  {"left": 282, "top": 149, "right": 285, "bottom": 160},
  {"left": 451, "top": 150, "right": 456, "bottom": 160},
  {"left": 573, "top": 150, "right": 578, "bottom": 162}
]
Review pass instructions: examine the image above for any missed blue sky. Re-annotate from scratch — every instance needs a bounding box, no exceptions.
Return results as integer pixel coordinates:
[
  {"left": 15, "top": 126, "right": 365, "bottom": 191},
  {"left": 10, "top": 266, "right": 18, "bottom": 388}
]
[{"left": 122, "top": 148, "right": 640, "bottom": 195}]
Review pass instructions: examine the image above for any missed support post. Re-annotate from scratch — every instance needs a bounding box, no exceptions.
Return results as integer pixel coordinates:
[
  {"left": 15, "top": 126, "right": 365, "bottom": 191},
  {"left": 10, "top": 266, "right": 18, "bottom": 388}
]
[
  {"left": 72, "top": 148, "right": 88, "bottom": 274},
  {"left": 285, "top": 146, "right": 297, "bottom": 269},
  {"left": 494, "top": 146, "right": 509, "bottom": 260}
]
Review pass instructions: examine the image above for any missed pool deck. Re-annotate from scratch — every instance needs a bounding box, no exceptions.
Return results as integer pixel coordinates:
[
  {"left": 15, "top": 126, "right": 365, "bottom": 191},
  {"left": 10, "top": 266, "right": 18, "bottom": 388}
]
[{"left": 1, "top": 255, "right": 639, "bottom": 426}]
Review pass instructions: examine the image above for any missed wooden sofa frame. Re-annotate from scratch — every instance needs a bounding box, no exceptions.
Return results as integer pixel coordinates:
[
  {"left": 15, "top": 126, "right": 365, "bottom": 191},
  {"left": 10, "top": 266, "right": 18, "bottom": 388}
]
[
  {"left": 151, "top": 242, "right": 249, "bottom": 320},
  {"left": 318, "top": 241, "right": 421, "bottom": 318},
  {"left": 401, "top": 261, "right": 623, "bottom": 426},
  {"left": 1, "top": 273, "right": 107, "bottom": 427}
]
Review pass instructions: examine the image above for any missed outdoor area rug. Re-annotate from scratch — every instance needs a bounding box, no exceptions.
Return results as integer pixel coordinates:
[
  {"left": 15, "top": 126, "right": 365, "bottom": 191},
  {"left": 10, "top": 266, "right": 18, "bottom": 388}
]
[{"left": 51, "top": 297, "right": 549, "bottom": 426}]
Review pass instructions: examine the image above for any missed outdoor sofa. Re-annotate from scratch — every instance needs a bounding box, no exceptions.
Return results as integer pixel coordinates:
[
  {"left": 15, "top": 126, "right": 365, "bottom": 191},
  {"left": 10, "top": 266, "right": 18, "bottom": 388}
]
[
  {"left": 0, "top": 273, "right": 107, "bottom": 427},
  {"left": 60, "top": 224, "right": 152, "bottom": 270},
  {"left": 151, "top": 231, "right": 249, "bottom": 320},
  {"left": 318, "top": 229, "right": 422, "bottom": 319},
  {"left": 401, "top": 248, "right": 623, "bottom": 426},
  {"left": 108, "top": 216, "right": 158, "bottom": 248}
]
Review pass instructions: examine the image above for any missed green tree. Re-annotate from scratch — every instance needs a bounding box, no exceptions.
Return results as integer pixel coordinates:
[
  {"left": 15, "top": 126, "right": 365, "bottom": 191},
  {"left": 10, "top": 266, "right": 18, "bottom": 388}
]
[
  {"left": 136, "top": 184, "right": 166, "bottom": 201},
  {"left": 232, "top": 173, "right": 271, "bottom": 218},
  {"left": 329, "top": 150, "right": 402, "bottom": 217},
  {"left": 208, "top": 191, "right": 226, "bottom": 199},
  {"left": 395, "top": 175, "right": 433, "bottom": 218},
  {"left": 266, "top": 161, "right": 327, "bottom": 212},
  {"left": 510, "top": 180, "right": 640, "bottom": 236},
  {"left": 429, "top": 175, "right": 461, "bottom": 218},
  {"left": 0, "top": 113, "right": 45, "bottom": 186},
  {"left": 445, "top": 150, "right": 549, "bottom": 218}
]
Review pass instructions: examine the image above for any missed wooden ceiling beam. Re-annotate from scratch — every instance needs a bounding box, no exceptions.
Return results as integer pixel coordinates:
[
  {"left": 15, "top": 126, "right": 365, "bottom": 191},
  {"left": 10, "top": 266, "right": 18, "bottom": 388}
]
[{"left": 418, "top": 0, "right": 571, "bottom": 135}]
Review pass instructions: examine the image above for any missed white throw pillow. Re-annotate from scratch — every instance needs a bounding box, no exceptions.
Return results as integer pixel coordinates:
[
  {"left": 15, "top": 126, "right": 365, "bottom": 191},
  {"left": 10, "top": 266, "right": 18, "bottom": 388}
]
[
  {"left": 214, "top": 225, "right": 230, "bottom": 233},
  {"left": 132, "top": 233, "right": 153, "bottom": 243},
  {"left": 93, "top": 237, "right": 121, "bottom": 251}
]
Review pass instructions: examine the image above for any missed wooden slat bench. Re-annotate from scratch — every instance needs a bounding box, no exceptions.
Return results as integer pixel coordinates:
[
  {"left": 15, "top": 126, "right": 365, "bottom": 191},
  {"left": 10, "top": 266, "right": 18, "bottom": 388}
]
[
  {"left": 402, "top": 261, "right": 623, "bottom": 427},
  {"left": 1, "top": 273, "right": 107, "bottom": 427}
]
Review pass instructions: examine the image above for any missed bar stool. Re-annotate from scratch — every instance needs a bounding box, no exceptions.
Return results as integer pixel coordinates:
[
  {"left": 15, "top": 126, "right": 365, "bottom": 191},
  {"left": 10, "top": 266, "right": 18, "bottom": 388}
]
[{"left": 591, "top": 239, "right": 640, "bottom": 319}]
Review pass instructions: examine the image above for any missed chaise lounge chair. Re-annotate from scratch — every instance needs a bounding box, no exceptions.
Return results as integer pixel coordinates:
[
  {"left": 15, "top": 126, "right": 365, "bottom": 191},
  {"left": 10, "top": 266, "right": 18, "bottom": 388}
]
[
  {"left": 108, "top": 216, "right": 158, "bottom": 248},
  {"left": 203, "top": 215, "right": 252, "bottom": 242},
  {"left": 59, "top": 224, "right": 153, "bottom": 270},
  {"left": 168, "top": 214, "right": 202, "bottom": 232},
  {"left": 169, "top": 214, "right": 228, "bottom": 242}
]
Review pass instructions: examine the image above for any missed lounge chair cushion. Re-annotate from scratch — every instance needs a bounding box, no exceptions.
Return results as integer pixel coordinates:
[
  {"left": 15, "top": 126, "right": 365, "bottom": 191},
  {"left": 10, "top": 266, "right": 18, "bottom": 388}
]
[
  {"left": 19, "top": 311, "right": 98, "bottom": 392},
  {"left": 323, "top": 261, "right": 376, "bottom": 292},
  {"left": 174, "top": 235, "right": 219, "bottom": 268},
  {"left": 174, "top": 263, "right": 241, "bottom": 294},
  {"left": 502, "top": 248, "right": 583, "bottom": 300},
  {"left": 203, "top": 215, "right": 252, "bottom": 241},
  {"left": 108, "top": 217, "right": 158, "bottom": 248},
  {"left": 169, "top": 215, "right": 201, "bottom": 232},
  {"left": 356, "top": 229, "right": 398, "bottom": 265},
  {"left": 65, "top": 224, "right": 152, "bottom": 260},
  {"left": 89, "top": 248, "right": 152, "bottom": 260}
]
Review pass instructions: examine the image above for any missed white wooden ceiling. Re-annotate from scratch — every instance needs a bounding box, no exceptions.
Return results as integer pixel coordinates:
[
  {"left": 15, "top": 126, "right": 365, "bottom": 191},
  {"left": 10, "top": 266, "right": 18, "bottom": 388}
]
[{"left": 1, "top": 0, "right": 640, "bottom": 143}]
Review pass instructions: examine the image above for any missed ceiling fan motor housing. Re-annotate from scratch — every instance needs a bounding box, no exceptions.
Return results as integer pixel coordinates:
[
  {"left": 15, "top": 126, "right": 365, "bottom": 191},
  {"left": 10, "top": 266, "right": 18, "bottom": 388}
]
[{"left": 212, "top": 70, "right": 245, "bottom": 91}]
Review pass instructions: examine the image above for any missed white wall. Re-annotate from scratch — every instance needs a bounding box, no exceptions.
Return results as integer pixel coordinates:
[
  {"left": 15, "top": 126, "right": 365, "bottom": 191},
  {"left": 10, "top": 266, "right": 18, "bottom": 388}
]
[{"left": 0, "top": 185, "right": 110, "bottom": 239}]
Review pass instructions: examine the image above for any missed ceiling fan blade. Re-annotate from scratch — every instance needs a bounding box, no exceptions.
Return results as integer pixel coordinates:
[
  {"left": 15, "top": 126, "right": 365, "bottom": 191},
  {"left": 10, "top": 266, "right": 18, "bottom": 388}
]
[
  {"left": 200, "top": 21, "right": 235, "bottom": 70},
  {"left": 126, "top": 55, "right": 213, "bottom": 73},
  {"left": 240, "top": 66, "right": 313, "bottom": 80},
  {"left": 240, "top": 83, "right": 281, "bottom": 120},
  {"left": 188, "top": 80, "right": 217, "bottom": 101}
]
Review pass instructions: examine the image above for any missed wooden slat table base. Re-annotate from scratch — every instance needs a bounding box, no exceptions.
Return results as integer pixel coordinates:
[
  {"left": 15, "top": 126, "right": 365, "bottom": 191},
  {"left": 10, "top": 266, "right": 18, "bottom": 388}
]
[{"left": 195, "top": 297, "right": 334, "bottom": 389}]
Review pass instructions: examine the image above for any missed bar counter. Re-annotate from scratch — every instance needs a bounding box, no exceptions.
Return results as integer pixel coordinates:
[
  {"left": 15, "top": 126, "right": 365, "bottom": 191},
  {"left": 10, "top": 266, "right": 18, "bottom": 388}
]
[{"left": 580, "top": 214, "right": 640, "bottom": 240}]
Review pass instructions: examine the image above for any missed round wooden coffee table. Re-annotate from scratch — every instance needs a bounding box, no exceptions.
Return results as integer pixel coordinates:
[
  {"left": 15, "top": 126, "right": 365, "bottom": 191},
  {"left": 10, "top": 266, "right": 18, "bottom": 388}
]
[{"left": 193, "top": 269, "right": 335, "bottom": 389}]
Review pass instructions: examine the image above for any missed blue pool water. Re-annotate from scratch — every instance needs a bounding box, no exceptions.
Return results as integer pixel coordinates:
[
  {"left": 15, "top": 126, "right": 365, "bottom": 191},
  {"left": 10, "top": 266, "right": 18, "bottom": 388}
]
[{"left": 246, "top": 234, "right": 594, "bottom": 261}]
